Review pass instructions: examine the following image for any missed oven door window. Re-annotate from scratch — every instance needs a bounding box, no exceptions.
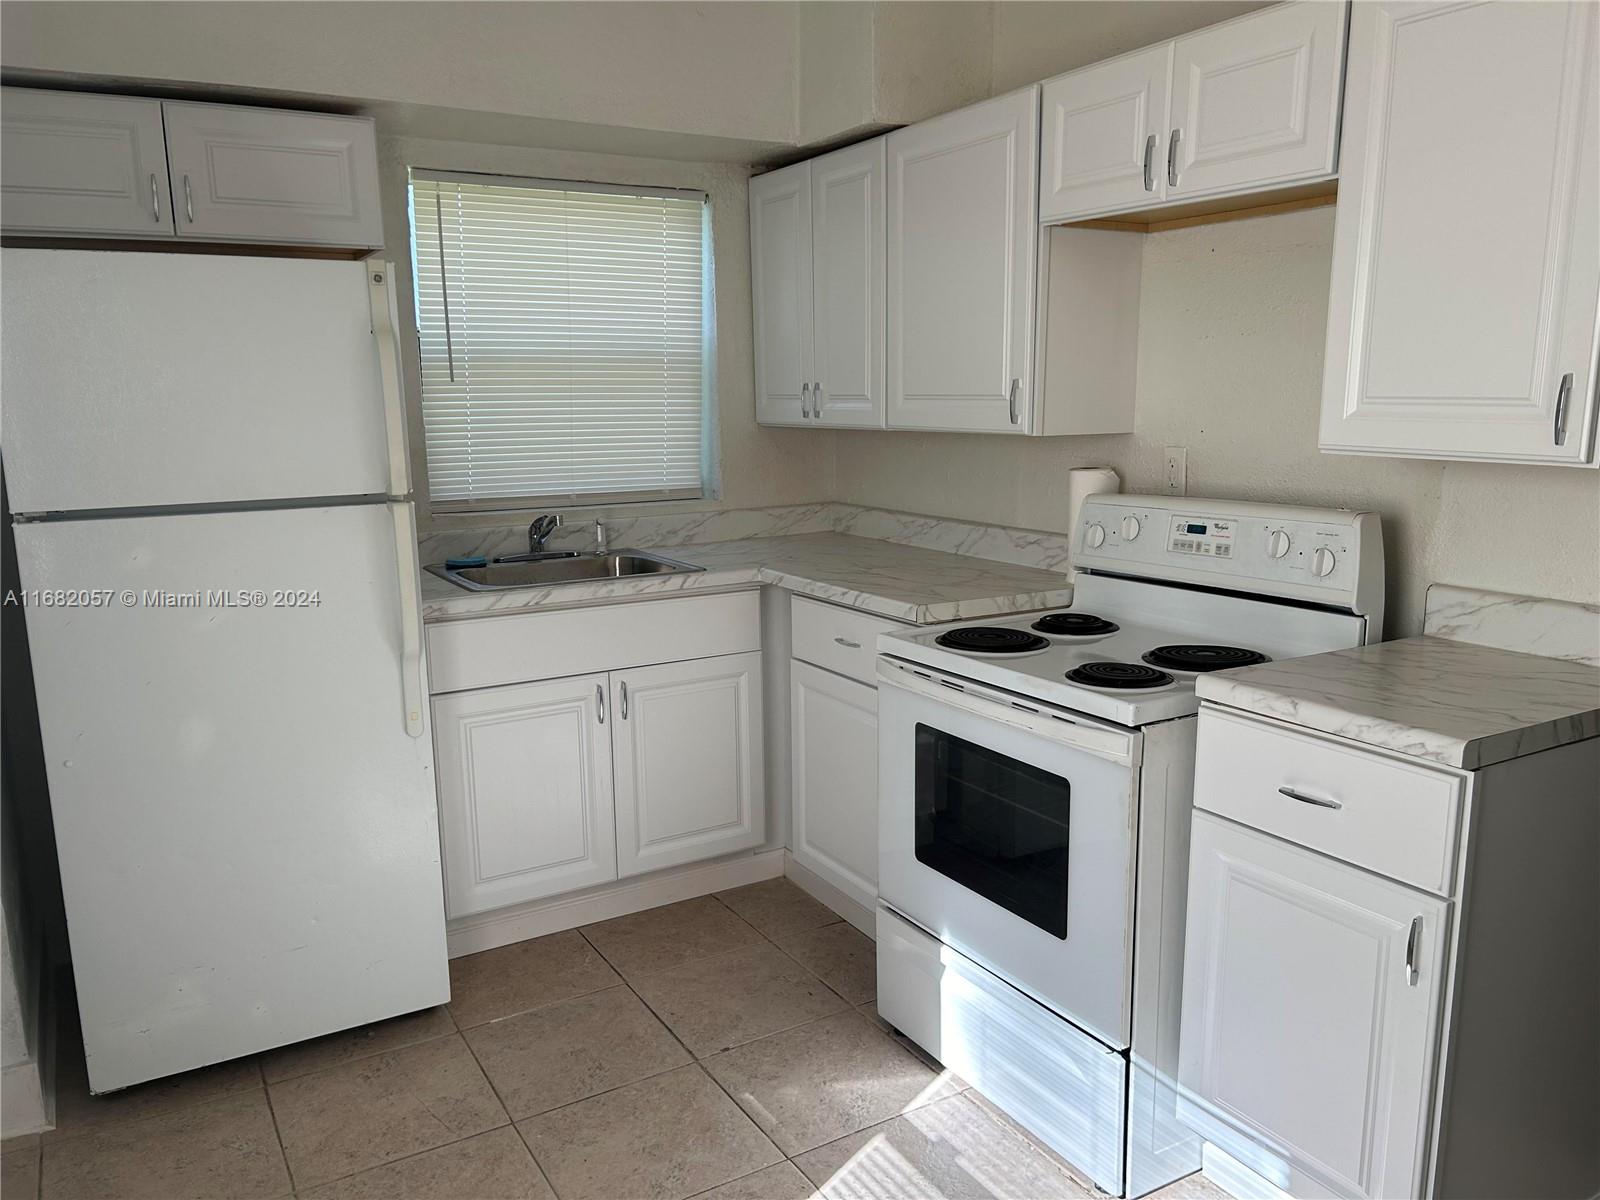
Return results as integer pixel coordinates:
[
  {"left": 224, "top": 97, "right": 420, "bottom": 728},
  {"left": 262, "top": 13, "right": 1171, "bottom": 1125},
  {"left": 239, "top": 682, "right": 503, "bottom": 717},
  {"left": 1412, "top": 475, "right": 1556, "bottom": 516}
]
[{"left": 913, "top": 723, "right": 1071, "bottom": 939}]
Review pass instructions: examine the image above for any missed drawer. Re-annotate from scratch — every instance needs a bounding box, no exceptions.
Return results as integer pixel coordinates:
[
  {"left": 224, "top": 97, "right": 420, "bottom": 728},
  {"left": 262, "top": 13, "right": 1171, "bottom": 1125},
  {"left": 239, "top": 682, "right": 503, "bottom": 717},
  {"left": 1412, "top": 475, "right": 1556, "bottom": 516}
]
[
  {"left": 1194, "top": 706, "right": 1464, "bottom": 895},
  {"left": 426, "top": 590, "right": 760, "bottom": 694},
  {"left": 791, "top": 595, "right": 908, "bottom": 685}
]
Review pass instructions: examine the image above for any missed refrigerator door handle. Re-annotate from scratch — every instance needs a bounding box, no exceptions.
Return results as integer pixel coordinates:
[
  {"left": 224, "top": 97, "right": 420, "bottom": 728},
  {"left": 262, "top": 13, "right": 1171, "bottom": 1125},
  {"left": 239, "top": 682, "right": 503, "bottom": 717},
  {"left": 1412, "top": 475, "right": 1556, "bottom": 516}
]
[
  {"left": 390, "top": 502, "right": 426, "bottom": 738},
  {"left": 368, "top": 261, "right": 413, "bottom": 497}
]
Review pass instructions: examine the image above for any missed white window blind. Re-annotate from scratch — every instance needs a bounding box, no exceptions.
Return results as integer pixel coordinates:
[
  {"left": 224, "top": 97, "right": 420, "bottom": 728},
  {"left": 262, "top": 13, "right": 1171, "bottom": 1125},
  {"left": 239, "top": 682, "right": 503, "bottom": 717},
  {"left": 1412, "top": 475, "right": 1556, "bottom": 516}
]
[{"left": 409, "top": 170, "right": 710, "bottom": 509}]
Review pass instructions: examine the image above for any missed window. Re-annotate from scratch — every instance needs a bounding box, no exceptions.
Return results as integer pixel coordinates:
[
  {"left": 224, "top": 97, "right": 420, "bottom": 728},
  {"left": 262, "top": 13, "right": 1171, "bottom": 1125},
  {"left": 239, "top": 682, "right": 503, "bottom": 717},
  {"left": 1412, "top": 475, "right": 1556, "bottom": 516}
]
[{"left": 409, "top": 170, "right": 712, "bottom": 510}]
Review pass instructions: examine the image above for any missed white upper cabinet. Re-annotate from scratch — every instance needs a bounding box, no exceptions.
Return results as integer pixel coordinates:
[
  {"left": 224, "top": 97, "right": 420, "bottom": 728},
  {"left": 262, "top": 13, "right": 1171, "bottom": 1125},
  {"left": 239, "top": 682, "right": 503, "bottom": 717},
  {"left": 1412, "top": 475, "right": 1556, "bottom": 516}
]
[
  {"left": 1039, "top": 45, "right": 1173, "bottom": 223},
  {"left": 750, "top": 160, "right": 814, "bottom": 426},
  {"left": 888, "top": 88, "right": 1040, "bottom": 433},
  {"left": 1167, "top": 0, "right": 1346, "bottom": 201},
  {"left": 433, "top": 674, "right": 617, "bottom": 918},
  {"left": 163, "top": 103, "right": 383, "bottom": 247},
  {"left": 611, "top": 652, "right": 765, "bottom": 878},
  {"left": 1039, "top": 2, "right": 1346, "bottom": 223},
  {"left": 1321, "top": 0, "right": 1600, "bottom": 466},
  {"left": 811, "top": 139, "right": 887, "bottom": 427},
  {"left": 1, "top": 89, "right": 174, "bottom": 237}
]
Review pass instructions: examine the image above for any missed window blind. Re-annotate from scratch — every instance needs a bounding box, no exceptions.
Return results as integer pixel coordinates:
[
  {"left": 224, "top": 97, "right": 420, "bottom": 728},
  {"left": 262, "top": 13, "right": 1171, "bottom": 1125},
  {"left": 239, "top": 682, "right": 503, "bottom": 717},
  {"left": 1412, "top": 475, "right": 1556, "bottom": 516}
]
[{"left": 409, "top": 171, "right": 709, "bottom": 509}]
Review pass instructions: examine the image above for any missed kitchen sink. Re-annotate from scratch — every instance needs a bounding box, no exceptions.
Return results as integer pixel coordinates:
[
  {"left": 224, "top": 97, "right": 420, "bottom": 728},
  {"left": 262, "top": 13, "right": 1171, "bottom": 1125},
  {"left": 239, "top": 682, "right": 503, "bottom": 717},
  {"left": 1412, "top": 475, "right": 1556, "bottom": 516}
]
[{"left": 427, "top": 550, "right": 705, "bottom": 591}]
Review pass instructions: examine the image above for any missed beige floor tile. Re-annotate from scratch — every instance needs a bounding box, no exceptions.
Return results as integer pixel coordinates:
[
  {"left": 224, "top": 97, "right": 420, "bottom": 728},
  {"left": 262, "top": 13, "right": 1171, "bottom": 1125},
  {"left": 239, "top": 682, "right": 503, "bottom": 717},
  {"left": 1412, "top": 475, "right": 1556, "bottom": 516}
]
[
  {"left": 689, "top": 1160, "right": 822, "bottom": 1200},
  {"left": 630, "top": 943, "right": 848, "bottom": 1057},
  {"left": 448, "top": 930, "right": 621, "bottom": 1029},
  {"left": 1147, "top": 1172, "right": 1234, "bottom": 1199},
  {"left": 716, "top": 879, "right": 841, "bottom": 941},
  {"left": 792, "top": 1092, "right": 1091, "bottom": 1200},
  {"left": 517, "top": 1064, "right": 781, "bottom": 1200},
  {"left": 40, "top": 1090, "right": 289, "bottom": 1200},
  {"left": 856, "top": 1002, "right": 894, "bottom": 1033},
  {"left": 704, "top": 1010, "right": 960, "bottom": 1156},
  {"left": 261, "top": 1006, "right": 455, "bottom": 1083},
  {"left": 777, "top": 923, "right": 877, "bottom": 1005},
  {"left": 44, "top": 1035, "right": 263, "bottom": 1146},
  {"left": 297, "top": 1127, "right": 553, "bottom": 1200},
  {"left": 464, "top": 986, "right": 690, "bottom": 1118},
  {"left": 3, "top": 1140, "right": 41, "bottom": 1200},
  {"left": 269, "top": 1032, "right": 507, "bottom": 1188},
  {"left": 581, "top": 896, "right": 765, "bottom": 978}
]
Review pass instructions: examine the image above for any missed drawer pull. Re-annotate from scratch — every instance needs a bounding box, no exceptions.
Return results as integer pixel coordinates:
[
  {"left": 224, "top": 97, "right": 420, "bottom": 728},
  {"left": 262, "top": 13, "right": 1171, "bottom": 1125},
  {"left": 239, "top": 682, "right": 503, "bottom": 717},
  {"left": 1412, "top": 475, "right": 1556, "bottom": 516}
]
[
  {"left": 833, "top": 636, "right": 862, "bottom": 649},
  {"left": 1404, "top": 915, "right": 1421, "bottom": 986},
  {"left": 1278, "top": 785, "right": 1342, "bottom": 810}
]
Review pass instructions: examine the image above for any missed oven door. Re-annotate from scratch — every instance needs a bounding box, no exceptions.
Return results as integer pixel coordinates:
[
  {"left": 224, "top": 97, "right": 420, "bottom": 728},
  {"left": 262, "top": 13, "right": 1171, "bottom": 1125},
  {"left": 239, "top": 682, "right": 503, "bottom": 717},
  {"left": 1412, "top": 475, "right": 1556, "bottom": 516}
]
[{"left": 878, "top": 659, "right": 1141, "bottom": 1049}]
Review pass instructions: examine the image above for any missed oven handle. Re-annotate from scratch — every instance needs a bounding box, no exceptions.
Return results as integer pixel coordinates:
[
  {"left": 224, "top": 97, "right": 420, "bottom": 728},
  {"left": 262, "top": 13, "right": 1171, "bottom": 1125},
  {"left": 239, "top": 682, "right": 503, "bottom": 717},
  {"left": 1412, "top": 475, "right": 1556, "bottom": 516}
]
[{"left": 877, "top": 657, "right": 1140, "bottom": 768}]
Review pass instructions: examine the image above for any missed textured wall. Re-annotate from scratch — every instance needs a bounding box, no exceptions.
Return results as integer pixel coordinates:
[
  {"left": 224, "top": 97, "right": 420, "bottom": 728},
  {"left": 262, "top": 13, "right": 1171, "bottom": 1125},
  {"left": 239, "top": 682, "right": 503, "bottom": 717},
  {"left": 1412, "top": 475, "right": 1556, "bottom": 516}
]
[{"left": 832, "top": 208, "right": 1600, "bottom": 638}]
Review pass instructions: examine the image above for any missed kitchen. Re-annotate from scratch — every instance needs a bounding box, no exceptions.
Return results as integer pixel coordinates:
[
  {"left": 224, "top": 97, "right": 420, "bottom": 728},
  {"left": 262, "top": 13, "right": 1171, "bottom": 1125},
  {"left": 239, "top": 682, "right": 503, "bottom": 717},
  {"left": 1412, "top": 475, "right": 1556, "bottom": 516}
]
[{"left": 0, "top": 2, "right": 1596, "bottom": 1199}]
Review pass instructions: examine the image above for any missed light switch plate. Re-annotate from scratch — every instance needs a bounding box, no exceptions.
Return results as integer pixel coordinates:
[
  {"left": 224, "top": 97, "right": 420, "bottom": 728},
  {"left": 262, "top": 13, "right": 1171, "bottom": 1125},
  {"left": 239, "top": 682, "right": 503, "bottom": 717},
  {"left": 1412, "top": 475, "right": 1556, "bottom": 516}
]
[{"left": 1164, "top": 446, "right": 1187, "bottom": 495}]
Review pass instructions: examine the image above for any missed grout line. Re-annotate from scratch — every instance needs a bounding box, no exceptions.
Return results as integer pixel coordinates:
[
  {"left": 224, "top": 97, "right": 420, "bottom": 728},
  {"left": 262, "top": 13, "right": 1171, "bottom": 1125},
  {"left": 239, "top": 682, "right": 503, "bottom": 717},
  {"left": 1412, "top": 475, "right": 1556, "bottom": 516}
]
[{"left": 258, "top": 1066, "right": 298, "bottom": 1196}]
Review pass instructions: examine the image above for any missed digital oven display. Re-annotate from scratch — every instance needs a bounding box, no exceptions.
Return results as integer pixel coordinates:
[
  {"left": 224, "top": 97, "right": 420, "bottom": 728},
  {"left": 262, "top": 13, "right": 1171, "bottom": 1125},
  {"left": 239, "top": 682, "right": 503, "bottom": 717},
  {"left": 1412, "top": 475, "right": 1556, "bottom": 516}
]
[{"left": 1184, "top": 523, "right": 1208, "bottom": 535}]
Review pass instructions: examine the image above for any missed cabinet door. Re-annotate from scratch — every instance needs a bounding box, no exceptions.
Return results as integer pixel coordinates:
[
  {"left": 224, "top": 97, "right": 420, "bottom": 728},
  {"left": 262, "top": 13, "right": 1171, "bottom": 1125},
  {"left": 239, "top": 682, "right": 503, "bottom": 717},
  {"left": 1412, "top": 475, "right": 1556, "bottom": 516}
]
[
  {"left": 888, "top": 89, "right": 1040, "bottom": 434},
  {"left": 1321, "top": 0, "right": 1600, "bottom": 465},
  {"left": 1179, "top": 814, "right": 1449, "bottom": 1199},
  {"left": 1038, "top": 44, "right": 1173, "bottom": 222},
  {"left": 1, "top": 89, "right": 174, "bottom": 237},
  {"left": 1167, "top": 1, "right": 1345, "bottom": 201},
  {"left": 750, "top": 161, "right": 814, "bottom": 426},
  {"left": 612, "top": 653, "right": 765, "bottom": 877},
  {"left": 432, "top": 675, "right": 616, "bottom": 917},
  {"left": 161, "top": 102, "right": 383, "bottom": 247},
  {"left": 811, "top": 139, "right": 887, "bottom": 428},
  {"left": 790, "top": 661, "right": 878, "bottom": 911}
]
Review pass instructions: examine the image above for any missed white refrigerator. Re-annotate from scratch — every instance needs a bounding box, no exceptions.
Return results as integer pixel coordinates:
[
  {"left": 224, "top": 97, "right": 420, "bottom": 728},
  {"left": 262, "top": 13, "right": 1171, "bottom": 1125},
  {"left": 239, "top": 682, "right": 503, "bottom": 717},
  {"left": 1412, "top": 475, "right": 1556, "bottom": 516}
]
[{"left": 2, "top": 249, "right": 449, "bottom": 1092}]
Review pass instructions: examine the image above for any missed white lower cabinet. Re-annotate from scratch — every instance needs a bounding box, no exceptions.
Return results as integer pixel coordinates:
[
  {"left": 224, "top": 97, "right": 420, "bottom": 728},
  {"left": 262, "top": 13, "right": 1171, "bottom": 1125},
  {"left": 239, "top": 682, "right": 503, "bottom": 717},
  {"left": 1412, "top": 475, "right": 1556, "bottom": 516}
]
[
  {"left": 432, "top": 674, "right": 617, "bottom": 917},
  {"left": 789, "top": 660, "right": 878, "bottom": 912},
  {"left": 612, "top": 652, "right": 765, "bottom": 877},
  {"left": 1180, "top": 812, "right": 1449, "bottom": 1199}
]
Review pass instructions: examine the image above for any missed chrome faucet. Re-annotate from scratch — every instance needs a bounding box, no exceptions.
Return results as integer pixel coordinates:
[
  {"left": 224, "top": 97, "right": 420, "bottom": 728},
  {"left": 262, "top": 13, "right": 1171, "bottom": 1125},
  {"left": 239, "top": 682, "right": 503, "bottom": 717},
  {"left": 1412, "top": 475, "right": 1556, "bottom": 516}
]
[
  {"left": 527, "top": 513, "right": 561, "bottom": 555},
  {"left": 594, "top": 519, "right": 608, "bottom": 556}
]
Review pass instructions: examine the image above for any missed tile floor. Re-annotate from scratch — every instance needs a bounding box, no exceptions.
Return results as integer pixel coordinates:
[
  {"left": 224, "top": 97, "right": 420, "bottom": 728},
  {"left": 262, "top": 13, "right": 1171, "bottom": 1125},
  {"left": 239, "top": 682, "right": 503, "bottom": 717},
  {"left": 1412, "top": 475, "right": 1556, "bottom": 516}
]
[{"left": 0, "top": 879, "right": 1231, "bottom": 1200}]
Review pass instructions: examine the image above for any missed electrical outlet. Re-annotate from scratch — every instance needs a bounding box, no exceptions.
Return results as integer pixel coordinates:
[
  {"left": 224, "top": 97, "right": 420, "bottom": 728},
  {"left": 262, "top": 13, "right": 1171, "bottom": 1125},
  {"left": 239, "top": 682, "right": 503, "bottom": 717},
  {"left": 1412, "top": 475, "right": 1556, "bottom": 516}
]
[{"left": 1164, "top": 446, "right": 1187, "bottom": 495}]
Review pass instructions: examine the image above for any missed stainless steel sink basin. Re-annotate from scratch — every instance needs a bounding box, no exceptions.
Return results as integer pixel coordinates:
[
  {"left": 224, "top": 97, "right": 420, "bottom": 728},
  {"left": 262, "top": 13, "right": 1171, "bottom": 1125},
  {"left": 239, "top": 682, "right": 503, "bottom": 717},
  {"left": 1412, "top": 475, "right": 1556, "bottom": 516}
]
[{"left": 427, "top": 550, "right": 705, "bottom": 591}]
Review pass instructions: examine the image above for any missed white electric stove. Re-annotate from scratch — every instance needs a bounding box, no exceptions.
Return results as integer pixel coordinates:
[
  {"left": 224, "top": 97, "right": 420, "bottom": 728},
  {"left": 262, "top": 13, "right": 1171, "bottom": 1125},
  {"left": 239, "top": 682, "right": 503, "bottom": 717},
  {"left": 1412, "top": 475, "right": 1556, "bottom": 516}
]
[{"left": 873, "top": 494, "right": 1384, "bottom": 1198}]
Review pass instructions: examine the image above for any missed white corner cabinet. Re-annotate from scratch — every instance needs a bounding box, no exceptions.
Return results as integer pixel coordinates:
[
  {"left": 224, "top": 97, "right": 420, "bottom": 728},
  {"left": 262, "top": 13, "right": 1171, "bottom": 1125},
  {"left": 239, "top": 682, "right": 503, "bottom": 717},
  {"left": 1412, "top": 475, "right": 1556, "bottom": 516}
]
[
  {"left": 426, "top": 592, "right": 766, "bottom": 918},
  {"left": 2, "top": 88, "right": 384, "bottom": 248},
  {"left": 1319, "top": 0, "right": 1600, "bottom": 467},
  {"left": 751, "top": 138, "right": 886, "bottom": 427},
  {"left": 786, "top": 596, "right": 908, "bottom": 915},
  {"left": 1179, "top": 705, "right": 1600, "bottom": 1199},
  {"left": 1038, "top": 1, "right": 1347, "bottom": 223}
]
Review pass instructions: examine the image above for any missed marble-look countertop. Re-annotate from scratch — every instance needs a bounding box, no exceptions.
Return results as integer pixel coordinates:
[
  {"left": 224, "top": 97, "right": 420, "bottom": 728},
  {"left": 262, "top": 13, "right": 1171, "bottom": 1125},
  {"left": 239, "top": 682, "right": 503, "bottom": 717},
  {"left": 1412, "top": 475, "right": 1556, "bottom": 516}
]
[
  {"left": 420, "top": 532, "right": 1075, "bottom": 625},
  {"left": 1197, "top": 636, "right": 1600, "bottom": 769}
]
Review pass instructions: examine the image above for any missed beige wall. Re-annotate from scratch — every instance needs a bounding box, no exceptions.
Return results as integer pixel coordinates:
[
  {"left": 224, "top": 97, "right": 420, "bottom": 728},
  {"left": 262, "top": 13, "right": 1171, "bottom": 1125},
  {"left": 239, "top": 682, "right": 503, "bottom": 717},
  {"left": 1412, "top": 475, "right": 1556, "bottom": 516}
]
[
  {"left": 376, "top": 136, "right": 834, "bottom": 531},
  {"left": 832, "top": 208, "right": 1600, "bottom": 638}
]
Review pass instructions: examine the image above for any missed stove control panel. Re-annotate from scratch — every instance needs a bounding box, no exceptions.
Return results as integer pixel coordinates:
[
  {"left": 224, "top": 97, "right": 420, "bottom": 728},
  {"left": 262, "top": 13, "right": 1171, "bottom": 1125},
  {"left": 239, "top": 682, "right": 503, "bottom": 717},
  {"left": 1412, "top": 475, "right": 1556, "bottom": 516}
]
[{"left": 1073, "top": 495, "right": 1384, "bottom": 624}]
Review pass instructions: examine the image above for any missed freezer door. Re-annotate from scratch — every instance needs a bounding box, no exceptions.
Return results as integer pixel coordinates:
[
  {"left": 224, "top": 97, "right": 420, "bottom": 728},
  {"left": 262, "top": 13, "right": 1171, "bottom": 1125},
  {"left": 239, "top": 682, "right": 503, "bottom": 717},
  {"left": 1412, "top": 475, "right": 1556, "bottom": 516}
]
[
  {"left": 14, "top": 504, "right": 447, "bottom": 1091},
  {"left": 1, "top": 249, "right": 394, "bottom": 512}
]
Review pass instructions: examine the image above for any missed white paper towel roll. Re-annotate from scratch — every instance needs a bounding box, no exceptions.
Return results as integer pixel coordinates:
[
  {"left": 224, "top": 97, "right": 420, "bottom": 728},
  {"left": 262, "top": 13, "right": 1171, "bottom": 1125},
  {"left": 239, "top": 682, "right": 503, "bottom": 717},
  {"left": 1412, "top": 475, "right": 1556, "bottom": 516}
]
[{"left": 1066, "top": 466, "right": 1121, "bottom": 569}]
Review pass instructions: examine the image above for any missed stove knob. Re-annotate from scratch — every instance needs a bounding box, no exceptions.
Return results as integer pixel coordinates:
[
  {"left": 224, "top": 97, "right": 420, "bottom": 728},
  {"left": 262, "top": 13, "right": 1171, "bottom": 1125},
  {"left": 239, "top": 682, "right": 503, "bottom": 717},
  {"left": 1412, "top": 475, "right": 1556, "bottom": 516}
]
[
  {"left": 1267, "top": 529, "right": 1292, "bottom": 559},
  {"left": 1312, "top": 547, "right": 1337, "bottom": 578},
  {"left": 1085, "top": 522, "right": 1107, "bottom": 549},
  {"left": 1121, "top": 515, "right": 1141, "bottom": 541}
]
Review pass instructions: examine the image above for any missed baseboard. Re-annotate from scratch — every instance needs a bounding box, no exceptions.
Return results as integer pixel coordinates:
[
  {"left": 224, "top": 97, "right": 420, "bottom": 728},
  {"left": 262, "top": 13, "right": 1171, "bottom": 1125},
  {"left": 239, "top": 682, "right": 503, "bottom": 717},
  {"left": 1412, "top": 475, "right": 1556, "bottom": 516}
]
[
  {"left": 1201, "top": 1141, "right": 1288, "bottom": 1200},
  {"left": 783, "top": 853, "right": 875, "bottom": 938},
  {"left": 445, "top": 849, "right": 785, "bottom": 958}
]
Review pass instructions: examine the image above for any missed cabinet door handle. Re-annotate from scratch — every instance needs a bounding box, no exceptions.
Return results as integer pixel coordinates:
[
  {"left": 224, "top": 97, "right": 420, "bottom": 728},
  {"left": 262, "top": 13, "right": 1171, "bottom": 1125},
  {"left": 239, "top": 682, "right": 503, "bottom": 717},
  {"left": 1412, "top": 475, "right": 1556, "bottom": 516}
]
[
  {"left": 1008, "top": 378, "right": 1020, "bottom": 425},
  {"left": 1404, "top": 915, "right": 1422, "bottom": 986},
  {"left": 800, "top": 381, "right": 811, "bottom": 419},
  {"left": 1278, "top": 785, "right": 1342, "bottom": 810},
  {"left": 596, "top": 683, "right": 606, "bottom": 724},
  {"left": 833, "top": 636, "right": 862, "bottom": 649},
  {"left": 150, "top": 173, "right": 161, "bottom": 223},
  {"left": 619, "top": 680, "right": 629, "bottom": 719},
  {"left": 1554, "top": 372, "right": 1573, "bottom": 446},
  {"left": 1143, "top": 134, "right": 1156, "bottom": 192},
  {"left": 182, "top": 174, "right": 194, "bottom": 223},
  {"left": 814, "top": 380, "right": 823, "bottom": 419},
  {"left": 1167, "top": 129, "right": 1181, "bottom": 189}
]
